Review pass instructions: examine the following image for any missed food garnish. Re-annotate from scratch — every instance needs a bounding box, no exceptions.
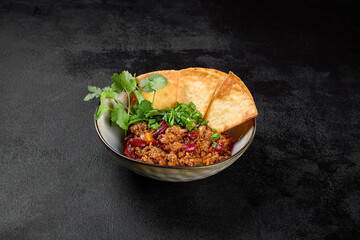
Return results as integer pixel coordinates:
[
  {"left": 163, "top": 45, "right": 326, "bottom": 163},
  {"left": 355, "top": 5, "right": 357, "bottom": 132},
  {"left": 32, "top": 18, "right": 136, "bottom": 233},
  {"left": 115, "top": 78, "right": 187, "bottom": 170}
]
[
  {"left": 85, "top": 71, "right": 147, "bottom": 135},
  {"left": 210, "top": 133, "right": 221, "bottom": 141},
  {"left": 84, "top": 70, "right": 208, "bottom": 135}
]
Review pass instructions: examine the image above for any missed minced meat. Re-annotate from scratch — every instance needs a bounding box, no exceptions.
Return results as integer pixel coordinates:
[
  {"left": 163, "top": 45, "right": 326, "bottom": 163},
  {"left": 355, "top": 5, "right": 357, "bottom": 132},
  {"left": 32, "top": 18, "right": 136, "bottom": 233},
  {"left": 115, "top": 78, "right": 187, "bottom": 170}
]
[{"left": 123, "top": 122, "right": 234, "bottom": 167}]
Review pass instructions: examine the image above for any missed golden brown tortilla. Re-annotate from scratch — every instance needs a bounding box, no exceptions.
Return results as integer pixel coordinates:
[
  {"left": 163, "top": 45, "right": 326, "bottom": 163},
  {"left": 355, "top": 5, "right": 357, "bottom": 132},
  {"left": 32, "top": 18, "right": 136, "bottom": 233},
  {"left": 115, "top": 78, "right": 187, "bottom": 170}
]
[
  {"left": 176, "top": 67, "right": 228, "bottom": 116},
  {"left": 204, "top": 71, "right": 258, "bottom": 133}
]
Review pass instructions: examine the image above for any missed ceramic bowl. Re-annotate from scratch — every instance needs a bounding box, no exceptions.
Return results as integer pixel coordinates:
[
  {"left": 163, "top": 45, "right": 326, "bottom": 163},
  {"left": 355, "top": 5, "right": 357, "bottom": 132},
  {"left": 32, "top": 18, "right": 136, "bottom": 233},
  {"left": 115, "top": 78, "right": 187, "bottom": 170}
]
[{"left": 94, "top": 96, "right": 256, "bottom": 182}]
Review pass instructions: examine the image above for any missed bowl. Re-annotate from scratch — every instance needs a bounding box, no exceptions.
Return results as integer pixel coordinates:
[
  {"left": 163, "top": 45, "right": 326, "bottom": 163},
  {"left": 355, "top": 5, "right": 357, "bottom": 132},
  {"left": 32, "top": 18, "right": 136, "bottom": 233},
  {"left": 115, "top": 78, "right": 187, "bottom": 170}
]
[{"left": 94, "top": 97, "right": 256, "bottom": 182}]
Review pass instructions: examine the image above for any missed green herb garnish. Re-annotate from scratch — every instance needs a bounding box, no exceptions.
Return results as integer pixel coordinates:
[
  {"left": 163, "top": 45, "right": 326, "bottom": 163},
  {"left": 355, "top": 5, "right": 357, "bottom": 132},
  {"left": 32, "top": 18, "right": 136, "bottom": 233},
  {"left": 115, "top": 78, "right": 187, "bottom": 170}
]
[
  {"left": 84, "top": 71, "right": 208, "bottom": 134},
  {"left": 111, "top": 104, "right": 129, "bottom": 131},
  {"left": 111, "top": 71, "right": 137, "bottom": 95},
  {"left": 212, "top": 142, "right": 217, "bottom": 148},
  {"left": 139, "top": 74, "right": 168, "bottom": 105},
  {"left": 210, "top": 133, "right": 221, "bottom": 141},
  {"left": 162, "top": 102, "right": 206, "bottom": 131},
  {"left": 84, "top": 70, "right": 145, "bottom": 134}
]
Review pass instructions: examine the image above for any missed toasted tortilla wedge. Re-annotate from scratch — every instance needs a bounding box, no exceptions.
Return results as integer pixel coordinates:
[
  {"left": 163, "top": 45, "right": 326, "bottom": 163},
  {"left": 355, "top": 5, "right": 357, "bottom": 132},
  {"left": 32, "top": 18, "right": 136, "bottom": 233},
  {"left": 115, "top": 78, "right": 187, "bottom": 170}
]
[
  {"left": 204, "top": 71, "right": 258, "bottom": 133},
  {"left": 136, "top": 70, "right": 179, "bottom": 109},
  {"left": 202, "top": 68, "right": 229, "bottom": 91},
  {"left": 176, "top": 68, "right": 228, "bottom": 116}
]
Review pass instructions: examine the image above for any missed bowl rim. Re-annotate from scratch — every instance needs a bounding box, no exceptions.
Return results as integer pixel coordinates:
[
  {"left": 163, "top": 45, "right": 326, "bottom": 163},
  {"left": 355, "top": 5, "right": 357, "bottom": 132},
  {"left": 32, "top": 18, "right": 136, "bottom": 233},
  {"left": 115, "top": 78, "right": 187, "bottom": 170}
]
[{"left": 94, "top": 109, "right": 256, "bottom": 169}]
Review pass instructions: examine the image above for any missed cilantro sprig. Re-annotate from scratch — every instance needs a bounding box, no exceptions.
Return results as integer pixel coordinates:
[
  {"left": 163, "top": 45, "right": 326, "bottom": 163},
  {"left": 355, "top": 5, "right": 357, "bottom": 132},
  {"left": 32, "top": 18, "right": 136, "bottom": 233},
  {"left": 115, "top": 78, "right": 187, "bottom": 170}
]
[
  {"left": 139, "top": 74, "right": 168, "bottom": 105},
  {"left": 84, "top": 71, "right": 208, "bottom": 135},
  {"left": 84, "top": 70, "right": 144, "bottom": 135}
]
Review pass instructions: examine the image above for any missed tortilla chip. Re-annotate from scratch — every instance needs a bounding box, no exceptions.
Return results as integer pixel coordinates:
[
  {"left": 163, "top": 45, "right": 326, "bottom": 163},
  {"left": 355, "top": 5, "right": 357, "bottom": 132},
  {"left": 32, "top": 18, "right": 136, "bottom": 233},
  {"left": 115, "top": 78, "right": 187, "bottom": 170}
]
[
  {"left": 201, "top": 68, "right": 229, "bottom": 90},
  {"left": 176, "top": 68, "right": 228, "bottom": 116},
  {"left": 136, "top": 70, "right": 179, "bottom": 109},
  {"left": 181, "top": 67, "right": 228, "bottom": 83},
  {"left": 233, "top": 74, "right": 254, "bottom": 101},
  {"left": 204, "top": 71, "right": 258, "bottom": 133}
]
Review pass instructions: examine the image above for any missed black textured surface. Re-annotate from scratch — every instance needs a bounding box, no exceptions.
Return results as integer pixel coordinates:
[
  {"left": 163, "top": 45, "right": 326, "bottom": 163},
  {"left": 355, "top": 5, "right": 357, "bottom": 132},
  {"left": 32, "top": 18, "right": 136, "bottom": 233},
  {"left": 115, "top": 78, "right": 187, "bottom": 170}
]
[{"left": 1, "top": 0, "right": 360, "bottom": 239}]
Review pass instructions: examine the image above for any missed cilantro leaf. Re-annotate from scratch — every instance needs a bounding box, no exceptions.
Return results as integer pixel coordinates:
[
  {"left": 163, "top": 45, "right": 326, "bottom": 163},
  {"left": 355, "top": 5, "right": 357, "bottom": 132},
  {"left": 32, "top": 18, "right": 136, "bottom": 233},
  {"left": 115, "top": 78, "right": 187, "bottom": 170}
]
[
  {"left": 94, "top": 92, "right": 112, "bottom": 119},
  {"left": 84, "top": 86, "right": 102, "bottom": 101},
  {"left": 149, "top": 74, "right": 168, "bottom": 91},
  {"left": 139, "top": 74, "right": 168, "bottom": 93},
  {"left": 111, "top": 71, "right": 137, "bottom": 93},
  {"left": 103, "top": 87, "right": 115, "bottom": 99},
  {"left": 139, "top": 78, "right": 152, "bottom": 92},
  {"left": 94, "top": 105, "right": 111, "bottom": 119},
  {"left": 88, "top": 86, "right": 102, "bottom": 94},
  {"left": 102, "top": 86, "right": 112, "bottom": 92},
  {"left": 135, "top": 100, "right": 153, "bottom": 111},
  {"left": 85, "top": 71, "right": 172, "bottom": 134},
  {"left": 135, "top": 100, "right": 153, "bottom": 118},
  {"left": 210, "top": 133, "right": 221, "bottom": 141},
  {"left": 133, "top": 89, "right": 144, "bottom": 103},
  {"left": 150, "top": 122, "right": 161, "bottom": 130},
  {"left": 84, "top": 92, "right": 97, "bottom": 101},
  {"left": 111, "top": 104, "right": 129, "bottom": 131}
]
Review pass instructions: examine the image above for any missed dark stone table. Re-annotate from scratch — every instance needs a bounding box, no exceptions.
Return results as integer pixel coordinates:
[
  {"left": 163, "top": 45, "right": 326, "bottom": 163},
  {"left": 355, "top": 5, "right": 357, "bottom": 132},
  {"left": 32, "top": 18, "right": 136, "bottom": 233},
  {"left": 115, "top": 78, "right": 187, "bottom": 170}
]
[{"left": 1, "top": 0, "right": 359, "bottom": 239}]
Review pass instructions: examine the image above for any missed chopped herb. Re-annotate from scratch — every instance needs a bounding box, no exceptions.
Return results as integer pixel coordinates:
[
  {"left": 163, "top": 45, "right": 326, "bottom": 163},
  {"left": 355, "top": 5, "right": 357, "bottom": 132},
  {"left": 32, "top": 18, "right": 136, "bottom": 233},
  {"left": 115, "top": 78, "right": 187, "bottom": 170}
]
[
  {"left": 212, "top": 142, "right": 217, "bottom": 148},
  {"left": 200, "top": 121, "right": 209, "bottom": 126},
  {"left": 150, "top": 122, "right": 161, "bottom": 130},
  {"left": 162, "top": 102, "right": 206, "bottom": 131},
  {"left": 212, "top": 128, "right": 217, "bottom": 132},
  {"left": 189, "top": 102, "right": 196, "bottom": 110},
  {"left": 210, "top": 133, "right": 221, "bottom": 141}
]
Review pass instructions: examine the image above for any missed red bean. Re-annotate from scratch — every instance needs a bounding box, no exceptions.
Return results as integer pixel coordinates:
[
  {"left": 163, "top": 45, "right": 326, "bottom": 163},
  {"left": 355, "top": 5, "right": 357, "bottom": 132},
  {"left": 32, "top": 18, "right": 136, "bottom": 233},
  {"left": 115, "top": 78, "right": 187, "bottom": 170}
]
[
  {"left": 123, "top": 133, "right": 134, "bottom": 143},
  {"left": 129, "top": 139, "right": 148, "bottom": 147},
  {"left": 159, "top": 120, "right": 166, "bottom": 126},
  {"left": 187, "top": 130, "right": 198, "bottom": 140},
  {"left": 153, "top": 124, "right": 169, "bottom": 137},
  {"left": 124, "top": 144, "right": 136, "bottom": 159},
  {"left": 182, "top": 143, "right": 198, "bottom": 152},
  {"left": 215, "top": 141, "right": 224, "bottom": 152}
]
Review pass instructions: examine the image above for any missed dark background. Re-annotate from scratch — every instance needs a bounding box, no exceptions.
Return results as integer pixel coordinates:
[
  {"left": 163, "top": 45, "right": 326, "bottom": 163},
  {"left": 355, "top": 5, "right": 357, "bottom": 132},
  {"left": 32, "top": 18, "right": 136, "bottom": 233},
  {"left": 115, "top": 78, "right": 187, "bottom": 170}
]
[{"left": 1, "top": 0, "right": 359, "bottom": 239}]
